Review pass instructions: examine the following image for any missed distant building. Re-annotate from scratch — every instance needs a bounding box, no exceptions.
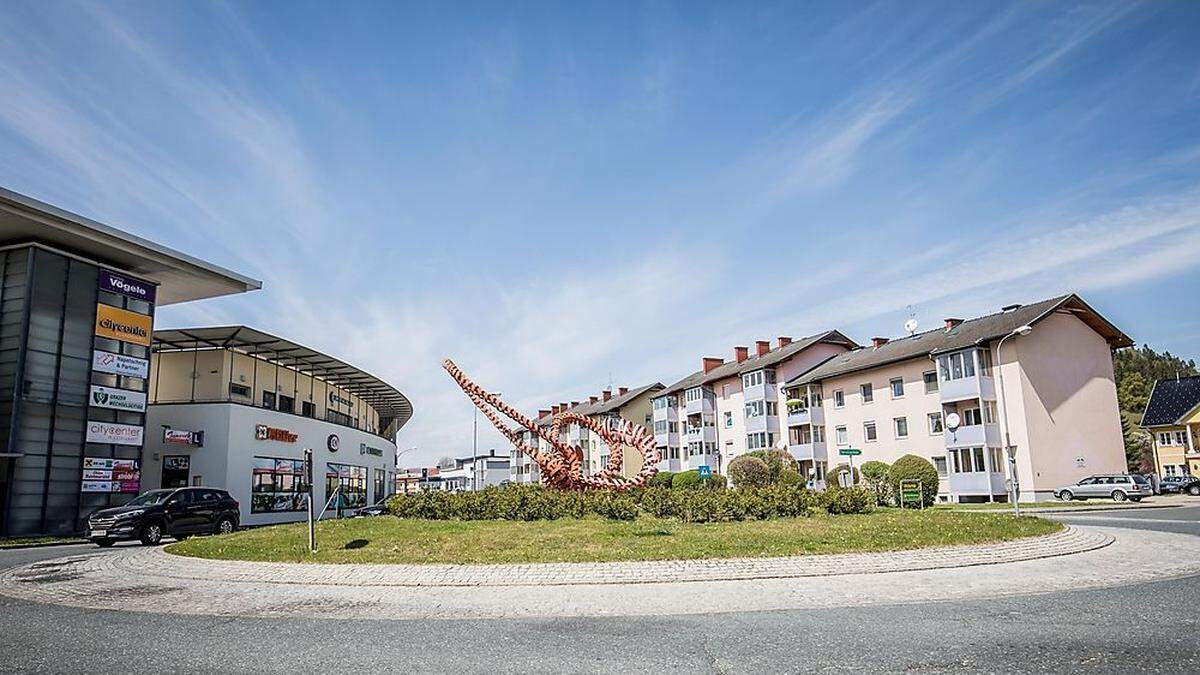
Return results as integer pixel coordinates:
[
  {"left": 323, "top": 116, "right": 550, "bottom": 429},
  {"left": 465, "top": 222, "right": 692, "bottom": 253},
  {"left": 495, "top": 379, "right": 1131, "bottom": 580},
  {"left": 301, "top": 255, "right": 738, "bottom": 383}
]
[
  {"left": 1141, "top": 375, "right": 1200, "bottom": 476},
  {"left": 418, "top": 450, "right": 510, "bottom": 491}
]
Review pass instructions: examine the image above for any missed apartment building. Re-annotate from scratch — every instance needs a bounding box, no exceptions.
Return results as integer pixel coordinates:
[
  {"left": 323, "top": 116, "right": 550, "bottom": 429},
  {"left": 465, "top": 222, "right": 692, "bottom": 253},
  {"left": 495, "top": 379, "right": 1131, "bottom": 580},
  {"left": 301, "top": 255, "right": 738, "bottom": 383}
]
[
  {"left": 1141, "top": 375, "right": 1200, "bottom": 476},
  {"left": 789, "top": 294, "right": 1131, "bottom": 502},
  {"left": 427, "top": 450, "right": 510, "bottom": 491},
  {"left": 511, "top": 383, "right": 663, "bottom": 483},
  {"left": 651, "top": 332, "right": 857, "bottom": 475}
]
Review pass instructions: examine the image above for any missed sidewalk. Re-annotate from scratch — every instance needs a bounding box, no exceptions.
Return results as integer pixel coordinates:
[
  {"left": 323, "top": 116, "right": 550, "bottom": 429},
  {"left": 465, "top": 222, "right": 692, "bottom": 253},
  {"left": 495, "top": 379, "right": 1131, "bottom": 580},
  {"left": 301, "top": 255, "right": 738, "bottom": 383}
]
[{"left": 3, "top": 524, "right": 1195, "bottom": 620}]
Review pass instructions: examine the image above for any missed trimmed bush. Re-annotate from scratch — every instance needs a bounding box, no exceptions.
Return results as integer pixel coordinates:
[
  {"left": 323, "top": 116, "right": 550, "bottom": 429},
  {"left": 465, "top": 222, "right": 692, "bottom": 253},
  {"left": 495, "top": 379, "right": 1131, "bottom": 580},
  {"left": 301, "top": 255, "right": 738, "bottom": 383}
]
[
  {"left": 820, "top": 486, "right": 874, "bottom": 514},
  {"left": 826, "top": 463, "right": 861, "bottom": 488},
  {"left": 887, "top": 454, "right": 940, "bottom": 507},
  {"left": 744, "top": 448, "right": 800, "bottom": 482},
  {"left": 647, "top": 470, "right": 675, "bottom": 488},
  {"left": 776, "top": 469, "right": 803, "bottom": 487},
  {"left": 728, "top": 456, "right": 772, "bottom": 488},
  {"left": 860, "top": 460, "right": 892, "bottom": 506},
  {"left": 672, "top": 469, "right": 727, "bottom": 490}
]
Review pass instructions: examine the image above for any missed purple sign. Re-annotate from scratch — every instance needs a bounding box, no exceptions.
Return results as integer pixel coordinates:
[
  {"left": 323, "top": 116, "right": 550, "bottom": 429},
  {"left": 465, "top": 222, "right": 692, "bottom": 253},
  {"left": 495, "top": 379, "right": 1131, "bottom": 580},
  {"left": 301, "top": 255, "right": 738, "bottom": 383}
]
[{"left": 99, "top": 270, "right": 156, "bottom": 303}]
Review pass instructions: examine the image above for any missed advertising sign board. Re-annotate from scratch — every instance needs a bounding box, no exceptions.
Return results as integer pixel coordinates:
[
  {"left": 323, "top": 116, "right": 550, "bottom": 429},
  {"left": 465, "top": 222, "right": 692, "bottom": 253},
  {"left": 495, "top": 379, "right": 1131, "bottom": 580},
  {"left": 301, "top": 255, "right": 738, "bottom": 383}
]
[
  {"left": 80, "top": 457, "right": 140, "bottom": 493},
  {"left": 89, "top": 384, "right": 147, "bottom": 413},
  {"left": 86, "top": 421, "right": 145, "bottom": 446},
  {"left": 98, "top": 269, "right": 157, "bottom": 303},
  {"left": 94, "top": 304, "right": 152, "bottom": 346},
  {"left": 91, "top": 350, "right": 150, "bottom": 378}
]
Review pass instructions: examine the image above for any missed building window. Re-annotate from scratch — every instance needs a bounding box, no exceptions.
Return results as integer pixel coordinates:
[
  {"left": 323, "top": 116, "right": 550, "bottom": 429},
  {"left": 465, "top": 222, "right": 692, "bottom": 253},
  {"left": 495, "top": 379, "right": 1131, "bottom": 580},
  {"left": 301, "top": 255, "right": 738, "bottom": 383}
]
[
  {"left": 962, "top": 407, "right": 983, "bottom": 426},
  {"left": 723, "top": 412, "right": 733, "bottom": 428},
  {"left": 938, "top": 351, "right": 977, "bottom": 382},
  {"left": 742, "top": 371, "right": 763, "bottom": 388},
  {"left": 230, "top": 383, "right": 251, "bottom": 399},
  {"left": 1175, "top": 430, "right": 1189, "bottom": 446},
  {"left": 833, "top": 390, "right": 844, "bottom": 408},
  {"left": 950, "top": 447, "right": 986, "bottom": 473},
  {"left": 278, "top": 395, "right": 295, "bottom": 414},
  {"left": 745, "top": 400, "right": 765, "bottom": 418},
  {"left": 933, "top": 457, "right": 948, "bottom": 477},
  {"left": 654, "top": 420, "right": 668, "bottom": 434},
  {"left": 989, "top": 447, "right": 1004, "bottom": 472},
  {"left": 326, "top": 463, "right": 368, "bottom": 509},
  {"left": 863, "top": 421, "right": 877, "bottom": 442},
  {"left": 978, "top": 348, "right": 993, "bottom": 376},
  {"left": 301, "top": 401, "right": 315, "bottom": 417},
  {"left": 928, "top": 412, "right": 943, "bottom": 434},
  {"left": 860, "top": 383, "right": 873, "bottom": 403},
  {"left": 262, "top": 391, "right": 276, "bottom": 409},
  {"left": 1158, "top": 432, "right": 1172, "bottom": 446},
  {"left": 894, "top": 417, "right": 908, "bottom": 438},
  {"left": 250, "top": 457, "right": 308, "bottom": 513},
  {"left": 890, "top": 378, "right": 904, "bottom": 398},
  {"left": 747, "top": 432, "right": 769, "bottom": 450},
  {"left": 923, "top": 371, "right": 939, "bottom": 394},
  {"left": 373, "top": 469, "right": 386, "bottom": 503}
]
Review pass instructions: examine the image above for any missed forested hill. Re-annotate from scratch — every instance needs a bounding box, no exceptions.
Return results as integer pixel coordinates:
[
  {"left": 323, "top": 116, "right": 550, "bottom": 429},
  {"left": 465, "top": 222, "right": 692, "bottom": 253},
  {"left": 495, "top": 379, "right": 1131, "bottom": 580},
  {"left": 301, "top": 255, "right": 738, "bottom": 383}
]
[{"left": 1114, "top": 345, "right": 1198, "bottom": 471}]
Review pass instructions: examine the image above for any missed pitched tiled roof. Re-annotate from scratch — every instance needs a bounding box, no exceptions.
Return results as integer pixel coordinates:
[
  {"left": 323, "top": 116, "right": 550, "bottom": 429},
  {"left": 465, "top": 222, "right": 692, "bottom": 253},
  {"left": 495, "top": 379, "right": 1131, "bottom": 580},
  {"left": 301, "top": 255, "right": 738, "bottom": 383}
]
[
  {"left": 1141, "top": 375, "right": 1200, "bottom": 427},
  {"left": 533, "top": 382, "right": 664, "bottom": 427},
  {"left": 657, "top": 330, "right": 858, "bottom": 396},
  {"left": 789, "top": 294, "right": 1132, "bottom": 386}
]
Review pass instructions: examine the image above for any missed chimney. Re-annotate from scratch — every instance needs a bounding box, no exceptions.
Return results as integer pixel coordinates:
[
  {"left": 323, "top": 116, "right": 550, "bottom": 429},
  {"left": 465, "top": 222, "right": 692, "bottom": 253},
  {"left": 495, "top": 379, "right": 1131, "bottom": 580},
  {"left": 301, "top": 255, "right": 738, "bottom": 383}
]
[
  {"left": 871, "top": 337, "right": 890, "bottom": 349},
  {"left": 602, "top": 389, "right": 612, "bottom": 401},
  {"left": 618, "top": 386, "right": 629, "bottom": 396},
  {"left": 943, "top": 318, "right": 964, "bottom": 331},
  {"left": 538, "top": 408, "right": 551, "bottom": 418},
  {"left": 589, "top": 395, "right": 599, "bottom": 404},
  {"left": 777, "top": 336, "right": 792, "bottom": 348},
  {"left": 703, "top": 357, "right": 724, "bottom": 373},
  {"left": 755, "top": 340, "right": 770, "bottom": 357},
  {"left": 734, "top": 346, "right": 749, "bottom": 362}
]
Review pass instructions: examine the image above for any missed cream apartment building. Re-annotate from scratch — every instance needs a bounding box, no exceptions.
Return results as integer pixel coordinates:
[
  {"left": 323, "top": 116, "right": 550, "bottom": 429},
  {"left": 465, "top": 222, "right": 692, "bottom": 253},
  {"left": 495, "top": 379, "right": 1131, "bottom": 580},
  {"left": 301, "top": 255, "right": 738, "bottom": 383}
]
[
  {"left": 790, "top": 294, "right": 1131, "bottom": 502},
  {"left": 651, "top": 331, "right": 857, "bottom": 475},
  {"left": 511, "top": 383, "right": 663, "bottom": 483},
  {"left": 1141, "top": 375, "right": 1200, "bottom": 477}
]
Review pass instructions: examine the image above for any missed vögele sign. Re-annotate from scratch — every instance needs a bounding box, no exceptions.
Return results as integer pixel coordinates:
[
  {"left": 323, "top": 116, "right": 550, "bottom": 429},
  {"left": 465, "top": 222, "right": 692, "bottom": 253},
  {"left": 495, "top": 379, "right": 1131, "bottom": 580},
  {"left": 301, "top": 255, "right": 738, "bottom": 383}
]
[{"left": 98, "top": 269, "right": 156, "bottom": 303}]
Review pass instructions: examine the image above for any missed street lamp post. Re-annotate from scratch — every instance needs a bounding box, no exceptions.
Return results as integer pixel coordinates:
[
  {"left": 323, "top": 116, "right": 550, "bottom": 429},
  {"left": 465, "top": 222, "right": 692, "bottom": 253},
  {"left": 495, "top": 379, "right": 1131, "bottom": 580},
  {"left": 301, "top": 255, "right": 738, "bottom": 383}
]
[{"left": 995, "top": 325, "right": 1033, "bottom": 517}]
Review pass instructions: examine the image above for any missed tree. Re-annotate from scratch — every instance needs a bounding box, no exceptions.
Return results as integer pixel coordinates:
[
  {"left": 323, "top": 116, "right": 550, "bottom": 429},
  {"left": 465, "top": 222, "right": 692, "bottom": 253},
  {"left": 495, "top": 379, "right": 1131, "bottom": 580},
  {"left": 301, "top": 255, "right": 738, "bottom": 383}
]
[{"left": 1122, "top": 415, "right": 1153, "bottom": 473}]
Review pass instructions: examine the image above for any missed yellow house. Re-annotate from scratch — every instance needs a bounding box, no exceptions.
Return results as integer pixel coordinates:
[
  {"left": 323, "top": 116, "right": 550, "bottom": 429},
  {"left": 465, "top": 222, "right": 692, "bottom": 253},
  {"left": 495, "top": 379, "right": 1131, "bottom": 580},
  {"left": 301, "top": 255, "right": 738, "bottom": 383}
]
[{"left": 1141, "top": 375, "right": 1200, "bottom": 476}]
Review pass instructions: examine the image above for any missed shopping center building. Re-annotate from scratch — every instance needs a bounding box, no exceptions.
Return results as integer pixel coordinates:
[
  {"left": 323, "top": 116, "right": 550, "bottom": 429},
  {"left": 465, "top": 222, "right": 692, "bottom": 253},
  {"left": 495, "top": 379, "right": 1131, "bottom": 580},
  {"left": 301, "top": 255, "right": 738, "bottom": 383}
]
[
  {"left": 143, "top": 327, "right": 412, "bottom": 526},
  {"left": 0, "top": 188, "right": 260, "bottom": 536}
]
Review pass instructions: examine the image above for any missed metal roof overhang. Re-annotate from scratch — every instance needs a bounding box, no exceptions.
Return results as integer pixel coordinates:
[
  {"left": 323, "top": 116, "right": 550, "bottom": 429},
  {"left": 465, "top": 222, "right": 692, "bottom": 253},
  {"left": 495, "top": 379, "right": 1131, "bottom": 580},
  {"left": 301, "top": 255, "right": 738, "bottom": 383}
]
[
  {"left": 152, "top": 325, "right": 413, "bottom": 430},
  {"left": 0, "top": 187, "right": 261, "bottom": 306}
]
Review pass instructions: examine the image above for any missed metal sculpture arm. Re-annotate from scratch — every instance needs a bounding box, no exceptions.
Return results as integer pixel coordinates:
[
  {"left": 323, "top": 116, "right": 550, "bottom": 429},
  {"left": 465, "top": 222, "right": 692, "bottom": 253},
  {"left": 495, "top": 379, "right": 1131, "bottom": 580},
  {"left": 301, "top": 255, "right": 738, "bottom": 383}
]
[{"left": 442, "top": 359, "right": 660, "bottom": 491}]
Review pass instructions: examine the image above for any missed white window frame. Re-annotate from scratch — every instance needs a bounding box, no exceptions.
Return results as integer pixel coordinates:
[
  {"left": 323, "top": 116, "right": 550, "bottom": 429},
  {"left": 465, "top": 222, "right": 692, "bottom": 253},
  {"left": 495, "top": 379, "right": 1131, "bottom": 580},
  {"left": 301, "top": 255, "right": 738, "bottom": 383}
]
[
  {"left": 860, "top": 383, "right": 873, "bottom": 403},
  {"left": 928, "top": 412, "right": 943, "bottom": 435},
  {"left": 890, "top": 377, "right": 904, "bottom": 399},
  {"left": 833, "top": 389, "right": 845, "bottom": 408},
  {"left": 835, "top": 425, "right": 848, "bottom": 445},
  {"left": 894, "top": 416, "right": 908, "bottom": 438},
  {"left": 864, "top": 421, "right": 877, "bottom": 442}
]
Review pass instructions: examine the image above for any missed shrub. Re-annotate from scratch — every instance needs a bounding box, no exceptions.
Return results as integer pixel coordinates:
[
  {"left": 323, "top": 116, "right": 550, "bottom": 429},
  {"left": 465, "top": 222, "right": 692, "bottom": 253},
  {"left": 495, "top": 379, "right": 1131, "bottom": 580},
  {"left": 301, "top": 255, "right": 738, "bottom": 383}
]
[
  {"left": 887, "top": 454, "right": 940, "bottom": 507},
  {"left": 744, "top": 448, "right": 800, "bottom": 482},
  {"left": 647, "top": 471, "right": 675, "bottom": 488},
  {"left": 776, "top": 469, "right": 803, "bottom": 487},
  {"left": 728, "top": 456, "right": 772, "bottom": 488},
  {"left": 820, "top": 486, "right": 874, "bottom": 514},
  {"left": 672, "top": 470, "right": 727, "bottom": 490},
  {"left": 860, "top": 460, "right": 892, "bottom": 506},
  {"left": 583, "top": 491, "right": 638, "bottom": 520}
]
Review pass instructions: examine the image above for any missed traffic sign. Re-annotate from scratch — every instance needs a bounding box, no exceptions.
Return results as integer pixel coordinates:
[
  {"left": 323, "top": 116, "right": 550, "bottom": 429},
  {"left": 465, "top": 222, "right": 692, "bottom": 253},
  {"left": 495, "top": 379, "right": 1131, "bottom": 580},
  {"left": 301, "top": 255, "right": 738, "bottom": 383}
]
[
  {"left": 838, "top": 448, "right": 862, "bottom": 456},
  {"left": 698, "top": 465, "right": 712, "bottom": 478}
]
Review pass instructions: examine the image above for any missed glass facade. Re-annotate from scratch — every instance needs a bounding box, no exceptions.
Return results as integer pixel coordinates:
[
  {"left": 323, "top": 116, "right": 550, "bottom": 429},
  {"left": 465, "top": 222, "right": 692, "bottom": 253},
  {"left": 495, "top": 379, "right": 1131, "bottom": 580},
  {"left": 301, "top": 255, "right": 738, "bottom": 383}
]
[
  {"left": 0, "top": 247, "right": 153, "bottom": 536},
  {"left": 325, "top": 462, "right": 367, "bottom": 509},
  {"left": 250, "top": 457, "right": 309, "bottom": 513}
]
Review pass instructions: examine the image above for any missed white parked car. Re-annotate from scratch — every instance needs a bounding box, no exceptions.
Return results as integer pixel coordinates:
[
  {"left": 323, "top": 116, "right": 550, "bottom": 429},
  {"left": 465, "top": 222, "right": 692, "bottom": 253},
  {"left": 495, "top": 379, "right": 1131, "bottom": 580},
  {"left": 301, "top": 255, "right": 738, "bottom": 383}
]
[{"left": 1054, "top": 474, "right": 1149, "bottom": 502}]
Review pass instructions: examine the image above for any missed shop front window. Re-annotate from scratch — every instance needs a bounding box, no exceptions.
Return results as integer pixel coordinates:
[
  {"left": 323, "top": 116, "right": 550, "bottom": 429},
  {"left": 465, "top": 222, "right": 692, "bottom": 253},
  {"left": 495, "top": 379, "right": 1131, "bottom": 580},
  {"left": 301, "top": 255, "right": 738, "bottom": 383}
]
[
  {"left": 250, "top": 457, "right": 308, "bottom": 513},
  {"left": 326, "top": 462, "right": 367, "bottom": 509}
]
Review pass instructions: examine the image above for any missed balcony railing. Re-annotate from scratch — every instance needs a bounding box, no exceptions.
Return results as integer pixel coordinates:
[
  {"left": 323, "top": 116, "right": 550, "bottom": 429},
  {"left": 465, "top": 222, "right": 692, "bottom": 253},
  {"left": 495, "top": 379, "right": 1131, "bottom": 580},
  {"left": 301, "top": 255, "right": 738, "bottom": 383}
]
[
  {"left": 943, "top": 423, "right": 1000, "bottom": 449},
  {"left": 947, "top": 470, "right": 1005, "bottom": 496},
  {"left": 786, "top": 406, "right": 824, "bottom": 427},
  {"left": 744, "top": 414, "right": 779, "bottom": 434},
  {"left": 787, "top": 442, "right": 828, "bottom": 462},
  {"left": 939, "top": 374, "right": 996, "bottom": 403}
]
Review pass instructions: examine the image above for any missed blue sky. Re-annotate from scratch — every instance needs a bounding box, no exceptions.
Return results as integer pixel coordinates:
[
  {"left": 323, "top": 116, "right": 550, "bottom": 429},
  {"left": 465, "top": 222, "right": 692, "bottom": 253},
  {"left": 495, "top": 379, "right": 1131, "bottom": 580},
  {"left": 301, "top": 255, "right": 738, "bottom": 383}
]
[{"left": 1, "top": 1, "right": 1198, "bottom": 464}]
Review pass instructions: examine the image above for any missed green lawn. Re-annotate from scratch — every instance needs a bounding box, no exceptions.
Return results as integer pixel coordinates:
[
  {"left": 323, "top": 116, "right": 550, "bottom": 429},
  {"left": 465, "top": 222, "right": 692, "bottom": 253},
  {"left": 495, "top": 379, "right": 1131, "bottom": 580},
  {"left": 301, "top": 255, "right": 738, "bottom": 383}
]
[
  {"left": 0, "top": 535, "right": 86, "bottom": 549},
  {"left": 166, "top": 510, "right": 1061, "bottom": 565}
]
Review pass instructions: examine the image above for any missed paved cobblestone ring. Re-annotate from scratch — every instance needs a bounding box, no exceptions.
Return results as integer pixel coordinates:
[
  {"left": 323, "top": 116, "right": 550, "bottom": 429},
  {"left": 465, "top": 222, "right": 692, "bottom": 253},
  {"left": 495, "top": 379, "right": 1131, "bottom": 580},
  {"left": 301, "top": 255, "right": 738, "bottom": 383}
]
[{"left": 443, "top": 358, "right": 661, "bottom": 491}]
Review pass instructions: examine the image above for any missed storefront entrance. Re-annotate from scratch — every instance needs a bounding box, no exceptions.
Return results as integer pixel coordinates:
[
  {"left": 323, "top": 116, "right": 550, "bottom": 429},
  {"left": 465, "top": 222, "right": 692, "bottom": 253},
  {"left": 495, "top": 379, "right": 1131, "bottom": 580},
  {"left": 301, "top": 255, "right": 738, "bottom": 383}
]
[{"left": 161, "top": 455, "right": 191, "bottom": 488}]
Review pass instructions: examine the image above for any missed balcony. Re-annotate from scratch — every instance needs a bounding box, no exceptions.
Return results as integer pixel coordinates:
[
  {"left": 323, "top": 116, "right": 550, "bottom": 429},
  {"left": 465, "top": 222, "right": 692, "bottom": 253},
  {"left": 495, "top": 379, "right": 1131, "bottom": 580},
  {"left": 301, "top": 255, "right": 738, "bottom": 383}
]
[
  {"left": 654, "top": 430, "right": 679, "bottom": 447},
  {"left": 939, "top": 374, "right": 996, "bottom": 403},
  {"left": 684, "top": 426, "right": 716, "bottom": 443},
  {"left": 788, "top": 442, "right": 828, "bottom": 462},
  {"left": 744, "top": 414, "right": 779, "bottom": 434},
  {"left": 685, "top": 395, "right": 715, "bottom": 416},
  {"left": 742, "top": 382, "right": 779, "bottom": 402},
  {"left": 652, "top": 404, "right": 679, "bottom": 422},
  {"left": 685, "top": 453, "right": 719, "bottom": 471},
  {"left": 948, "top": 470, "right": 1006, "bottom": 496},
  {"left": 943, "top": 423, "right": 1000, "bottom": 449},
  {"left": 658, "top": 457, "right": 684, "bottom": 473},
  {"left": 786, "top": 406, "right": 824, "bottom": 427}
]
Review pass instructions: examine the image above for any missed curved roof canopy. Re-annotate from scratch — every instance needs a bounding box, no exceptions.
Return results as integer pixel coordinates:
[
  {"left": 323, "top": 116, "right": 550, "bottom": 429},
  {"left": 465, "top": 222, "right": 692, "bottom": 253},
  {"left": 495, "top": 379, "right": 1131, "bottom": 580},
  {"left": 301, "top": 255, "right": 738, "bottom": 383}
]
[{"left": 152, "top": 325, "right": 413, "bottom": 431}]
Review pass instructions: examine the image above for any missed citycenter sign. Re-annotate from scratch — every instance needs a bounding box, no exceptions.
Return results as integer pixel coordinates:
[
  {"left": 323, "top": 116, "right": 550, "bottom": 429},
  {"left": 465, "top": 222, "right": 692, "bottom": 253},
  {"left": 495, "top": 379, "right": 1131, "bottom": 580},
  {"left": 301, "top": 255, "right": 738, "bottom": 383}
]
[{"left": 94, "top": 304, "right": 152, "bottom": 346}]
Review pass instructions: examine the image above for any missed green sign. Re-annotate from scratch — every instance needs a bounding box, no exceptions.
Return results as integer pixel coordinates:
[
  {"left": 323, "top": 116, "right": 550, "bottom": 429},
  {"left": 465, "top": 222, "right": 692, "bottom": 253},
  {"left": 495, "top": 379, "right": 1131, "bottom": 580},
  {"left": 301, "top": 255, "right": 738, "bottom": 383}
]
[
  {"left": 899, "top": 479, "right": 924, "bottom": 509},
  {"left": 838, "top": 448, "right": 862, "bottom": 456}
]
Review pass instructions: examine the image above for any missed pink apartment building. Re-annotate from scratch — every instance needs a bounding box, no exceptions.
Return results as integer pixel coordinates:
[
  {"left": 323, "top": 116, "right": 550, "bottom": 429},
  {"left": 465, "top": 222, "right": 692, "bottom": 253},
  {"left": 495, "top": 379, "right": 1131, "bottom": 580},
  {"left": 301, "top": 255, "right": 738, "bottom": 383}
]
[
  {"left": 650, "top": 331, "right": 858, "bottom": 476},
  {"left": 788, "top": 294, "right": 1132, "bottom": 502}
]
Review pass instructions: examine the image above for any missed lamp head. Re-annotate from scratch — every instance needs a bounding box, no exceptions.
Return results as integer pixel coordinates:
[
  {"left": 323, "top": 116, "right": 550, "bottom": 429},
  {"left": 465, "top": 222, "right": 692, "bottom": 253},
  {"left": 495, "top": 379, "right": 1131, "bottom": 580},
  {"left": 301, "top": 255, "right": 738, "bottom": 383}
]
[{"left": 1014, "top": 325, "right": 1033, "bottom": 336}]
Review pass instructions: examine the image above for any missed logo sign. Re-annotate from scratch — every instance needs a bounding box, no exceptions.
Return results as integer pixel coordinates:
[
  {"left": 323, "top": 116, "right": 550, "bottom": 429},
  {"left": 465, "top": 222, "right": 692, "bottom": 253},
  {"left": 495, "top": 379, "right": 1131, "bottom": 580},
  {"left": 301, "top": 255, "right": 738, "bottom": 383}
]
[
  {"left": 94, "top": 304, "right": 152, "bottom": 346},
  {"left": 329, "top": 392, "right": 353, "bottom": 407},
  {"left": 360, "top": 443, "right": 383, "bottom": 457},
  {"left": 99, "top": 270, "right": 156, "bottom": 303},
  {"left": 89, "top": 385, "right": 147, "bottom": 413},
  {"left": 255, "top": 424, "right": 298, "bottom": 443},
  {"left": 327, "top": 434, "right": 340, "bottom": 452},
  {"left": 839, "top": 447, "right": 862, "bottom": 456},
  {"left": 92, "top": 350, "right": 149, "bottom": 378},
  {"left": 163, "top": 428, "right": 204, "bottom": 446},
  {"left": 163, "top": 456, "right": 190, "bottom": 471},
  {"left": 80, "top": 457, "right": 140, "bottom": 493},
  {"left": 86, "top": 421, "right": 144, "bottom": 446},
  {"left": 698, "top": 465, "right": 712, "bottom": 478}
]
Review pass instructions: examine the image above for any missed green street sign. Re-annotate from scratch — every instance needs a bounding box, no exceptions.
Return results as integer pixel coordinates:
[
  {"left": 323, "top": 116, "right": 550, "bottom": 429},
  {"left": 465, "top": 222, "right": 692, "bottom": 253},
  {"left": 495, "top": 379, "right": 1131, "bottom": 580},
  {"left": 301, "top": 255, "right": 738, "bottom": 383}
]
[{"left": 838, "top": 448, "right": 862, "bottom": 456}]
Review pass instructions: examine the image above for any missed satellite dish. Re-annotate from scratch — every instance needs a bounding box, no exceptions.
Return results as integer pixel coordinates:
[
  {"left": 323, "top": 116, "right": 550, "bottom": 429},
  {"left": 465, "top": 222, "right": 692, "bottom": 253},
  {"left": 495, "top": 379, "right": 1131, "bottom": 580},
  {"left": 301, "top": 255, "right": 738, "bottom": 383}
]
[
  {"left": 904, "top": 318, "right": 919, "bottom": 335},
  {"left": 945, "top": 412, "right": 960, "bottom": 431}
]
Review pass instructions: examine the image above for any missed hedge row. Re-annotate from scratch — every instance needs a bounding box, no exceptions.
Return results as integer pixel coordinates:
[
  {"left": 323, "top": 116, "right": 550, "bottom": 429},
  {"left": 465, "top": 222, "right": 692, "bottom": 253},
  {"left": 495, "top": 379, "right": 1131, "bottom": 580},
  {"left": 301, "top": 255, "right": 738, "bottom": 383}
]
[{"left": 386, "top": 484, "right": 873, "bottom": 523}]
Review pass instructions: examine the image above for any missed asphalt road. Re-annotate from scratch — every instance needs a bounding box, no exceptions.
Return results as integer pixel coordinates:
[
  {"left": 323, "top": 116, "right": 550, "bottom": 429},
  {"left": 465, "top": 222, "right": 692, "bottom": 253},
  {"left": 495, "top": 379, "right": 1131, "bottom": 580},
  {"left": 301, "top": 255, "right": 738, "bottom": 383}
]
[{"left": 2, "top": 509, "right": 1198, "bottom": 674}]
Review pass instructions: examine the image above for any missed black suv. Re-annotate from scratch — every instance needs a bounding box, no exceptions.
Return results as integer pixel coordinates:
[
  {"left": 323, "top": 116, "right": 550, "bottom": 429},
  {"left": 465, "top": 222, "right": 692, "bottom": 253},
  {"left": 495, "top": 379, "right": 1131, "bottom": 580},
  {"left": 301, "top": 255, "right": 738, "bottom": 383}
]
[
  {"left": 86, "top": 487, "right": 240, "bottom": 547},
  {"left": 1160, "top": 475, "right": 1200, "bottom": 496}
]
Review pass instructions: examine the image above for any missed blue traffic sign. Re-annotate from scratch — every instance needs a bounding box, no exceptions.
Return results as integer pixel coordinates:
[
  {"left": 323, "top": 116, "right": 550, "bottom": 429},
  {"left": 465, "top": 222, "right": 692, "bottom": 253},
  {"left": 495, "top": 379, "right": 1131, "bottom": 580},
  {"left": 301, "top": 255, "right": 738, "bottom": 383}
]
[{"left": 698, "top": 465, "right": 712, "bottom": 478}]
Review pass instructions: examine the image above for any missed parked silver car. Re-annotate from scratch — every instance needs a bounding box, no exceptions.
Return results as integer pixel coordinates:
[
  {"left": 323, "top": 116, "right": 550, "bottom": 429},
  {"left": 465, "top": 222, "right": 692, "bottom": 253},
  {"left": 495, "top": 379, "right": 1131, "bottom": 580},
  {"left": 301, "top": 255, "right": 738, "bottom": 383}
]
[{"left": 1055, "top": 474, "right": 1149, "bottom": 502}]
